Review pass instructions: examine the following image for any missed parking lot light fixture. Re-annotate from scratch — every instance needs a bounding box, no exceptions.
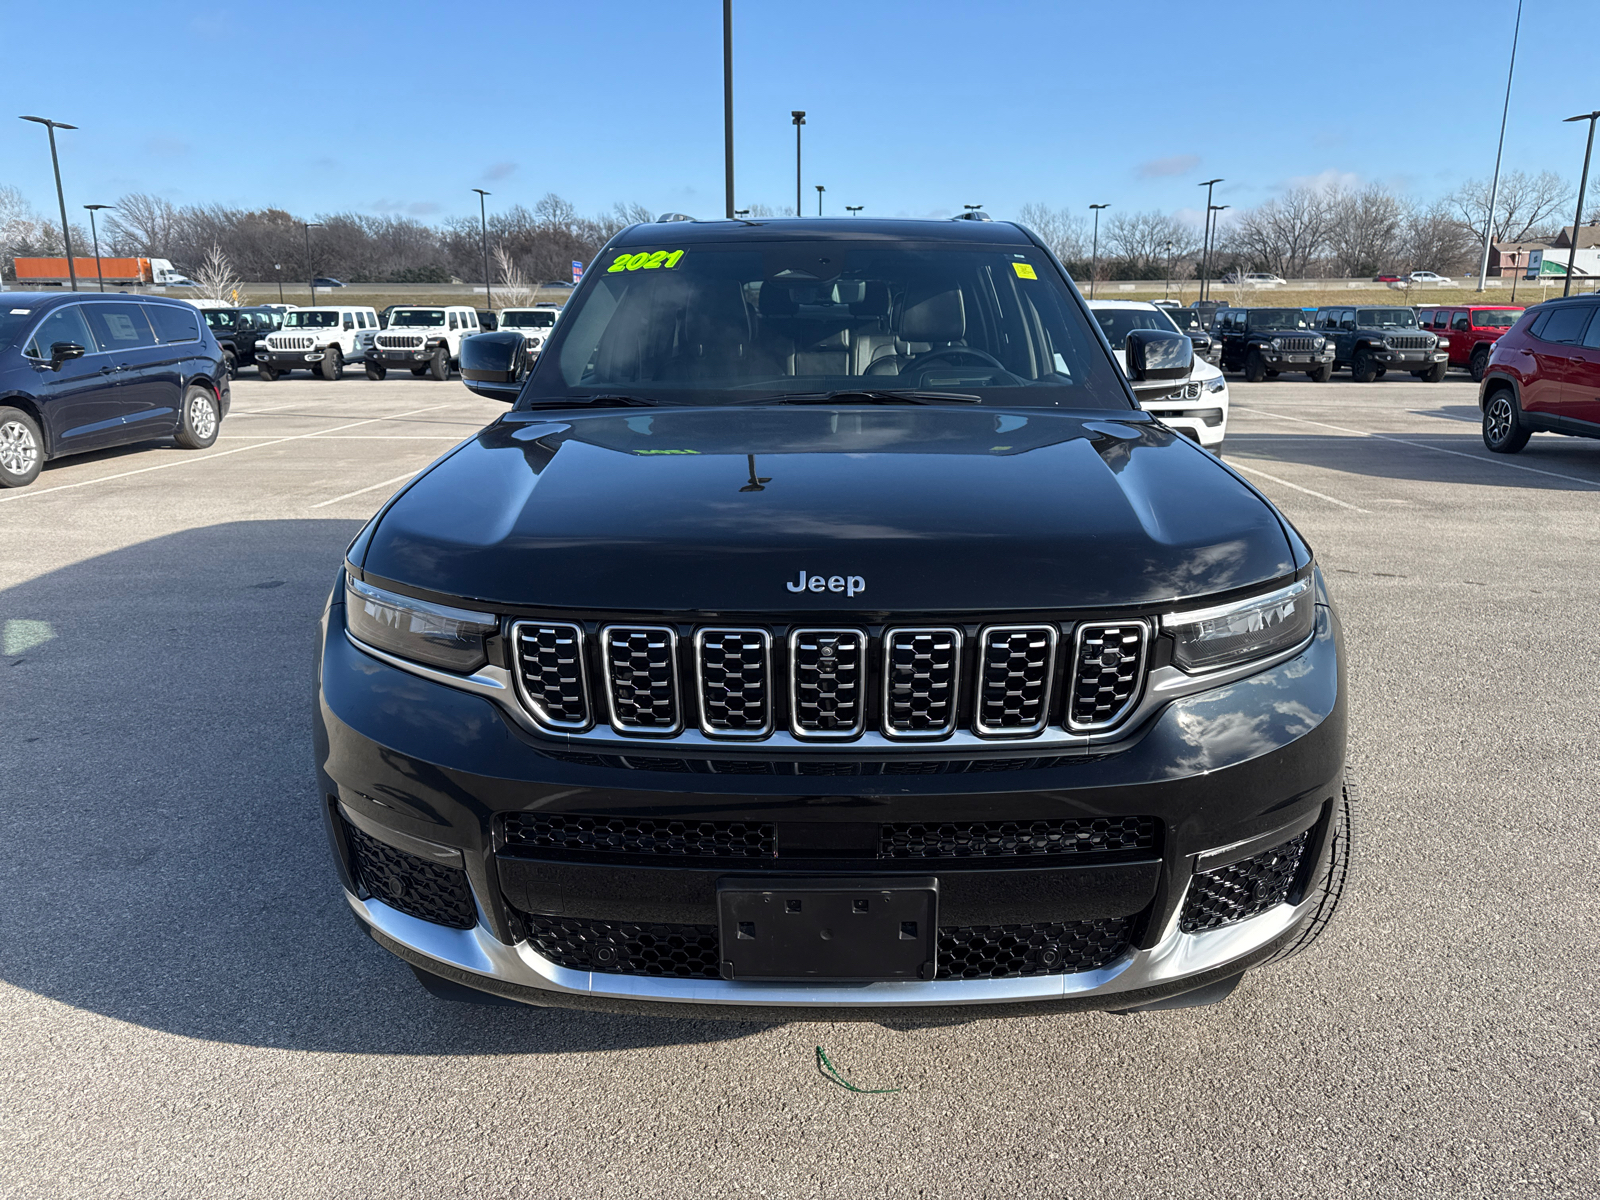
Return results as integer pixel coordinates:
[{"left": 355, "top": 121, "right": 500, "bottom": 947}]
[
  {"left": 816, "top": 184, "right": 825, "bottom": 216},
  {"left": 1198, "top": 178, "right": 1223, "bottom": 301},
  {"left": 734, "top": 209, "right": 750, "bottom": 219},
  {"left": 791, "top": 111, "right": 806, "bottom": 216},
  {"left": 845, "top": 205, "right": 863, "bottom": 216},
  {"left": 1477, "top": 0, "right": 1524, "bottom": 292},
  {"left": 20, "top": 115, "right": 80, "bottom": 292},
  {"left": 1164, "top": 239, "right": 1174, "bottom": 300},
  {"left": 1561, "top": 110, "right": 1600, "bottom": 298},
  {"left": 472, "top": 188, "right": 493, "bottom": 312},
  {"left": 84, "top": 204, "right": 112, "bottom": 293},
  {"left": 302, "top": 222, "right": 322, "bottom": 303},
  {"left": 1089, "top": 204, "right": 1109, "bottom": 299}
]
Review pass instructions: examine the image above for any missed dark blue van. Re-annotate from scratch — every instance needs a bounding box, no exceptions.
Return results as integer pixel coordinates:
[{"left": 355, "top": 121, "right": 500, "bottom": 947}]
[{"left": 0, "top": 292, "right": 229, "bottom": 488}]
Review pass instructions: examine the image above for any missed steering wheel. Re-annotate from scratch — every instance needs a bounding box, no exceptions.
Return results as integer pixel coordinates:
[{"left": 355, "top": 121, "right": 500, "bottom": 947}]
[{"left": 909, "top": 346, "right": 1006, "bottom": 371}]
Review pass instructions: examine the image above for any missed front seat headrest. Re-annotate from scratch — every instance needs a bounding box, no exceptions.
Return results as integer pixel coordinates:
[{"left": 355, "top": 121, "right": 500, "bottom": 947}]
[{"left": 900, "top": 287, "right": 965, "bottom": 342}]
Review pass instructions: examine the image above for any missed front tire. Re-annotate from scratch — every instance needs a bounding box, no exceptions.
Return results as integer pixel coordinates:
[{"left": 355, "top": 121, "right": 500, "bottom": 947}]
[
  {"left": 1351, "top": 348, "right": 1379, "bottom": 382},
  {"left": 428, "top": 346, "right": 450, "bottom": 381},
  {"left": 222, "top": 350, "right": 238, "bottom": 379},
  {"left": 1423, "top": 361, "right": 1447, "bottom": 383},
  {"left": 366, "top": 362, "right": 387, "bottom": 381},
  {"left": 175, "top": 384, "right": 220, "bottom": 449},
  {"left": 258, "top": 364, "right": 279, "bottom": 381},
  {"left": 1243, "top": 350, "right": 1267, "bottom": 383},
  {"left": 0, "top": 407, "right": 44, "bottom": 488},
  {"left": 1482, "top": 387, "right": 1531, "bottom": 454},
  {"left": 1307, "top": 363, "right": 1332, "bottom": 382},
  {"left": 319, "top": 347, "right": 343, "bottom": 381},
  {"left": 1265, "top": 775, "right": 1353, "bottom": 967}
]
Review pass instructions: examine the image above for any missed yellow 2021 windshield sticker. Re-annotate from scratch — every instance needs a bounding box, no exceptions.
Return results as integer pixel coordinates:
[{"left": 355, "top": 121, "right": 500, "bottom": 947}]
[
  {"left": 608, "top": 249, "right": 686, "bottom": 273},
  {"left": 1012, "top": 262, "right": 1037, "bottom": 280}
]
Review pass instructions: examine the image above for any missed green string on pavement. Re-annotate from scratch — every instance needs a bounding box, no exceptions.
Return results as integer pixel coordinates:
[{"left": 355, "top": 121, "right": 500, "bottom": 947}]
[{"left": 816, "top": 1046, "right": 902, "bottom": 1094}]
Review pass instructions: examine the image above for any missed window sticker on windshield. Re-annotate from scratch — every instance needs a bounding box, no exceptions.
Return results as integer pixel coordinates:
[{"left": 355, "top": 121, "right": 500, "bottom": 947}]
[
  {"left": 1012, "top": 262, "right": 1037, "bottom": 280},
  {"left": 607, "top": 249, "right": 686, "bottom": 273}
]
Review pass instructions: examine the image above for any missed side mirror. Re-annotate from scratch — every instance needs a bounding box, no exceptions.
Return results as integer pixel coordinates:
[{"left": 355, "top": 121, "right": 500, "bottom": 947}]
[
  {"left": 458, "top": 330, "right": 528, "bottom": 403},
  {"left": 1123, "top": 328, "right": 1192, "bottom": 383},
  {"left": 49, "top": 341, "right": 86, "bottom": 370}
]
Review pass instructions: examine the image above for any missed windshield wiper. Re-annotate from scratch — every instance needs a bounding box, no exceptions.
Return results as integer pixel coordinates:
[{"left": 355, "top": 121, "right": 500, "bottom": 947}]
[
  {"left": 748, "top": 389, "right": 983, "bottom": 406},
  {"left": 521, "top": 394, "right": 671, "bottom": 410}
]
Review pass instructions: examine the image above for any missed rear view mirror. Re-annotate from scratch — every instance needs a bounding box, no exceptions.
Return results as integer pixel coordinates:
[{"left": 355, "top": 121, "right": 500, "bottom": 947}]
[
  {"left": 1123, "top": 329, "right": 1192, "bottom": 383},
  {"left": 49, "top": 341, "right": 85, "bottom": 370},
  {"left": 458, "top": 331, "right": 528, "bottom": 403}
]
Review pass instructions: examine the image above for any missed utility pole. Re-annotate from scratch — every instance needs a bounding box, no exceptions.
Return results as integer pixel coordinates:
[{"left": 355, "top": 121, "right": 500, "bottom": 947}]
[
  {"left": 303, "top": 222, "right": 322, "bottom": 303},
  {"left": 85, "top": 204, "right": 112, "bottom": 292},
  {"left": 1089, "top": 204, "right": 1109, "bottom": 298},
  {"left": 1197, "top": 178, "right": 1223, "bottom": 301},
  {"left": 472, "top": 188, "right": 493, "bottom": 311},
  {"left": 1478, "top": 0, "right": 1523, "bottom": 292},
  {"left": 816, "top": 184, "right": 825, "bottom": 216},
  {"left": 791, "top": 111, "right": 806, "bottom": 217},
  {"left": 1560, "top": 110, "right": 1599, "bottom": 298},
  {"left": 1164, "top": 239, "right": 1174, "bottom": 300},
  {"left": 723, "top": 0, "right": 735, "bottom": 219},
  {"left": 20, "top": 116, "right": 79, "bottom": 291}
]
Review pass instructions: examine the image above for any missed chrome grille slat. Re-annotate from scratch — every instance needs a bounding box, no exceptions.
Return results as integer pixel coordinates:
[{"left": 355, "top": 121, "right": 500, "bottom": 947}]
[
  {"left": 510, "top": 621, "right": 590, "bottom": 730},
  {"left": 883, "top": 627, "right": 962, "bottom": 739},
  {"left": 1067, "top": 621, "right": 1149, "bottom": 731},
  {"left": 695, "top": 628, "right": 772, "bottom": 737},
  {"left": 601, "top": 625, "right": 681, "bottom": 734},
  {"left": 975, "top": 625, "right": 1056, "bottom": 736},
  {"left": 789, "top": 628, "right": 866, "bottom": 739}
]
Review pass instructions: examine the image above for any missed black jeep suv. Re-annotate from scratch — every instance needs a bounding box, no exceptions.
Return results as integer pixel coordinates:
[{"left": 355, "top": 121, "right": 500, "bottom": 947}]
[
  {"left": 1214, "top": 308, "right": 1336, "bottom": 382},
  {"left": 316, "top": 218, "right": 1349, "bottom": 1019},
  {"left": 201, "top": 306, "right": 282, "bottom": 377},
  {"left": 1313, "top": 305, "right": 1448, "bottom": 382}
]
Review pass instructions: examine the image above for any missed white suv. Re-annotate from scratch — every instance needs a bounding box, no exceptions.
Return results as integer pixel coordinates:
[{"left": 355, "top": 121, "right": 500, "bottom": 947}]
[
  {"left": 496, "top": 305, "right": 562, "bottom": 357},
  {"left": 1087, "top": 299, "right": 1230, "bottom": 452},
  {"left": 257, "top": 306, "right": 380, "bottom": 380},
  {"left": 367, "top": 305, "right": 481, "bottom": 380}
]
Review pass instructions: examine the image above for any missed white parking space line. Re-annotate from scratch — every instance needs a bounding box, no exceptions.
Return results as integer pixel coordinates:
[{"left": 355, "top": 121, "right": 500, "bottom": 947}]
[
  {"left": 1234, "top": 405, "right": 1600, "bottom": 491},
  {"left": 0, "top": 404, "right": 455, "bottom": 506},
  {"left": 1228, "top": 462, "right": 1373, "bottom": 513},
  {"left": 310, "top": 471, "right": 422, "bottom": 509}
]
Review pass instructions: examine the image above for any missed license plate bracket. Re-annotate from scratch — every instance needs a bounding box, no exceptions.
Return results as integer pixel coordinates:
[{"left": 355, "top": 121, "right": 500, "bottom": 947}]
[{"left": 717, "top": 877, "right": 938, "bottom": 982}]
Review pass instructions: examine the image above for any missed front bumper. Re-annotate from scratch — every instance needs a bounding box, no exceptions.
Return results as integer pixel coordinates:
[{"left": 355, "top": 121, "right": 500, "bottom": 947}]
[
  {"left": 1375, "top": 348, "right": 1448, "bottom": 366},
  {"left": 257, "top": 349, "right": 326, "bottom": 365},
  {"left": 315, "top": 585, "right": 1346, "bottom": 1016},
  {"left": 1260, "top": 349, "right": 1335, "bottom": 370},
  {"left": 369, "top": 348, "right": 436, "bottom": 364}
]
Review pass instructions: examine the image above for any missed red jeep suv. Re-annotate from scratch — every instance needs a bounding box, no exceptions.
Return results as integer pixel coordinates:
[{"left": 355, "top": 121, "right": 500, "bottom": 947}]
[
  {"left": 1480, "top": 297, "right": 1600, "bottom": 454},
  {"left": 1419, "top": 304, "right": 1523, "bottom": 382}
]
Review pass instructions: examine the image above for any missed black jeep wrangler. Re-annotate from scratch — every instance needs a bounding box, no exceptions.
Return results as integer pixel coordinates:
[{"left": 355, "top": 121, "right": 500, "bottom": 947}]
[
  {"left": 200, "top": 306, "right": 282, "bottom": 378},
  {"left": 1214, "top": 308, "right": 1336, "bottom": 382},
  {"left": 1313, "top": 306, "right": 1448, "bottom": 383},
  {"left": 316, "top": 216, "right": 1349, "bottom": 1020}
]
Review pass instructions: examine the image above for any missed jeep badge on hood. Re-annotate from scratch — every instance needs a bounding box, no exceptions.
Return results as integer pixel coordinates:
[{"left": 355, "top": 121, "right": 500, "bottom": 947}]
[{"left": 787, "top": 571, "right": 866, "bottom": 597}]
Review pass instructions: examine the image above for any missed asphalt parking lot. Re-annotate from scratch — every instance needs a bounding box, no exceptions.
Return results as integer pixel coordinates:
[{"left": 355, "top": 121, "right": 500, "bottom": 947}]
[{"left": 2, "top": 372, "right": 1597, "bottom": 1199}]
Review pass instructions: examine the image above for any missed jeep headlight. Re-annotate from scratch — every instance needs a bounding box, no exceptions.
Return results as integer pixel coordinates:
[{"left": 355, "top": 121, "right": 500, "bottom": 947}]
[
  {"left": 1163, "top": 578, "right": 1314, "bottom": 673},
  {"left": 1204, "top": 374, "right": 1226, "bottom": 393},
  {"left": 1314, "top": 336, "right": 1325, "bottom": 349},
  {"left": 345, "top": 576, "right": 497, "bottom": 672},
  {"left": 1270, "top": 337, "right": 1282, "bottom": 350}
]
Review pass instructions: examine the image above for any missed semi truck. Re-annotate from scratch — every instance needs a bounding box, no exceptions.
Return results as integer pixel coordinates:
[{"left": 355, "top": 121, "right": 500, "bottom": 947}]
[{"left": 10, "top": 256, "right": 194, "bottom": 287}]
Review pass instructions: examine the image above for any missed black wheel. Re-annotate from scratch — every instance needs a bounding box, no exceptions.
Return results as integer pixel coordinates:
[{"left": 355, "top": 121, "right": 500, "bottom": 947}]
[
  {"left": 366, "top": 363, "right": 387, "bottom": 381},
  {"left": 1265, "top": 774, "right": 1353, "bottom": 967},
  {"left": 410, "top": 365, "right": 429, "bottom": 377},
  {"left": 1351, "top": 348, "right": 1378, "bottom": 382},
  {"left": 0, "top": 406, "right": 44, "bottom": 488},
  {"left": 1374, "top": 366, "right": 1387, "bottom": 379},
  {"left": 258, "top": 365, "right": 279, "bottom": 382},
  {"left": 319, "top": 347, "right": 343, "bottom": 380},
  {"left": 1307, "top": 363, "right": 1332, "bottom": 383},
  {"left": 1265, "top": 369, "right": 1280, "bottom": 378},
  {"left": 1243, "top": 350, "right": 1267, "bottom": 383},
  {"left": 222, "top": 350, "right": 238, "bottom": 379},
  {"left": 174, "top": 384, "right": 221, "bottom": 450},
  {"left": 1422, "top": 361, "right": 1447, "bottom": 383},
  {"left": 427, "top": 346, "right": 450, "bottom": 381},
  {"left": 1483, "top": 387, "right": 1531, "bottom": 454},
  {"left": 1469, "top": 346, "right": 1490, "bottom": 383}
]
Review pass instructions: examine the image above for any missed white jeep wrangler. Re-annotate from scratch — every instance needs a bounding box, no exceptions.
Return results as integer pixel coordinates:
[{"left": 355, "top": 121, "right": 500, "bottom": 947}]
[
  {"left": 257, "top": 306, "right": 380, "bottom": 380},
  {"left": 366, "top": 305, "right": 481, "bottom": 380},
  {"left": 496, "top": 304, "right": 562, "bottom": 357}
]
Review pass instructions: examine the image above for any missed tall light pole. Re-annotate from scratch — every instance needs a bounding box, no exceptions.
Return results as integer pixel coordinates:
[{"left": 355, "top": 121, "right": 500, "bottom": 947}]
[
  {"left": 845, "top": 205, "right": 863, "bottom": 216},
  {"left": 1089, "top": 204, "right": 1109, "bottom": 298},
  {"left": 84, "top": 204, "right": 112, "bottom": 292},
  {"left": 303, "top": 221, "right": 322, "bottom": 303},
  {"left": 1197, "top": 178, "right": 1223, "bottom": 301},
  {"left": 472, "top": 188, "right": 493, "bottom": 311},
  {"left": 1209, "top": 206, "right": 1230, "bottom": 292},
  {"left": 791, "top": 111, "right": 806, "bottom": 217},
  {"left": 815, "top": 184, "right": 825, "bottom": 216},
  {"left": 20, "top": 116, "right": 79, "bottom": 292},
  {"left": 1561, "top": 110, "right": 1600, "bottom": 298},
  {"left": 1477, "top": 0, "right": 1524, "bottom": 291},
  {"left": 723, "top": 0, "right": 735, "bottom": 219},
  {"left": 274, "top": 263, "right": 283, "bottom": 304},
  {"left": 1164, "top": 239, "right": 1174, "bottom": 300}
]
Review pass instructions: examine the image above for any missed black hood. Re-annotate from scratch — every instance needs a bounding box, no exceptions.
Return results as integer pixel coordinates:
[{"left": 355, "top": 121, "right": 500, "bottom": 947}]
[{"left": 359, "top": 407, "right": 1295, "bottom": 613}]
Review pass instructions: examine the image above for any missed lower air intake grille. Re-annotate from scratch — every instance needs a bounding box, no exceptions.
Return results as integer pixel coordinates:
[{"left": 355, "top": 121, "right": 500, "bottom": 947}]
[
  {"left": 884, "top": 627, "right": 961, "bottom": 736},
  {"left": 343, "top": 820, "right": 475, "bottom": 929},
  {"left": 1068, "top": 622, "right": 1148, "bottom": 730},
  {"left": 790, "top": 629, "right": 865, "bottom": 737},
  {"left": 512, "top": 622, "right": 589, "bottom": 728},
  {"left": 880, "top": 817, "right": 1157, "bottom": 860},
  {"left": 603, "top": 626, "right": 680, "bottom": 733},
  {"left": 937, "top": 918, "right": 1134, "bottom": 979},
  {"left": 1180, "top": 831, "right": 1310, "bottom": 933},
  {"left": 697, "top": 629, "right": 771, "bottom": 735},
  {"left": 526, "top": 915, "right": 720, "bottom": 979},
  {"left": 976, "top": 625, "right": 1056, "bottom": 734},
  {"left": 502, "top": 814, "right": 776, "bottom": 859}
]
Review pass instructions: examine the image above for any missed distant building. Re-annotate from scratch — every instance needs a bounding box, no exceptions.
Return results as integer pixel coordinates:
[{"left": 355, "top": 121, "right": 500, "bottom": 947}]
[{"left": 1488, "top": 240, "right": 1552, "bottom": 277}]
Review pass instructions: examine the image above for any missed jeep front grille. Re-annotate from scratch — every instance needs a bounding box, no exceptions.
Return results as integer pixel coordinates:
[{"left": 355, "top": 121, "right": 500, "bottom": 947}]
[
  {"left": 601, "top": 626, "right": 681, "bottom": 734},
  {"left": 883, "top": 627, "right": 961, "bottom": 738},
  {"left": 1387, "top": 334, "right": 1432, "bottom": 351},
  {"left": 511, "top": 622, "right": 589, "bottom": 729},
  {"left": 269, "top": 335, "right": 314, "bottom": 351},
  {"left": 695, "top": 628, "right": 772, "bottom": 736},
  {"left": 975, "top": 625, "right": 1056, "bottom": 735},
  {"left": 377, "top": 334, "right": 425, "bottom": 349},
  {"left": 790, "top": 629, "right": 865, "bottom": 738},
  {"left": 1067, "top": 621, "right": 1149, "bottom": 731},
  {"left": 1277, "top": 336, "right": 1318, "bottom": 353}
]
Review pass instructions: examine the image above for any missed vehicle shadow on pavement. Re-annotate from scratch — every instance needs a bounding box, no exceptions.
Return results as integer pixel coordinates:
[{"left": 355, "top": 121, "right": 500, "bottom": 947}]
[
  {"left": 1228, "top": 430, "right": 1600, "bottom": 490},
  {"left": 0, "top": 521, "right": 766, "bottom": 1054}
]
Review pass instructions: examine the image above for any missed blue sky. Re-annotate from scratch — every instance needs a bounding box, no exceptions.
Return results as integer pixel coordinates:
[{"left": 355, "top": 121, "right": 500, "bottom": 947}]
[{"left": 3, "top": 0, "right": 1594, "bottom": 232}]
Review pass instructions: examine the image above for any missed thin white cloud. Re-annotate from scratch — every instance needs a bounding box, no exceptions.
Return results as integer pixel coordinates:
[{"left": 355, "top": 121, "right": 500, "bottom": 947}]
[
  {"left": 1284, "top": 168, "right": 1362, "bottom": 193},
  {"left": 483, "top": 162, "right": 518, "bottom": 182},
  {"left": 1138, "top": 154, "right": 1200, "bottom": 179}
]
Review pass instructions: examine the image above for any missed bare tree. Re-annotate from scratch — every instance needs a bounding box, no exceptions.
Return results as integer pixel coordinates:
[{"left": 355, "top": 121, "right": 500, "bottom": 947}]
[
  {"left": 495, "top": 244, "right": 533, "bottom": 308},
  {"left": 194, "top": 243, "right": 244, "bottom": 306},
  {"left": 1226, "top": 186, "right": 1335, "bottom": 278},
  {"left": 103, "top": 193, "right": 180, "bottom": 256},
  {"left": 1401, "top": 200, "right": 1478, "bottom": 275},
  {"left": 1015, "top": 203, "right": 1088, "bottom": 264},
  {"left": 1449, "top": 169, "right": 1572, "bottom": 244},
  {"left": 1326, "top": 185, "right": 1405, "bottom": 277},
  {"left": 1106, "top": 209, "right": 1200, "bottom": 278}
]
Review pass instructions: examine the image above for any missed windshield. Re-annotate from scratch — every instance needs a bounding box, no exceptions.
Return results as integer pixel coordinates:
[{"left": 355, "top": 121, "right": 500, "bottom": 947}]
[
  {"left": 1473, "top": 309, "right": 1519, "bottom": 328},
  {"left": 501, "top": 310, "right": 557, "bottom": 328},
  {"left": 1248, "top": 310, "right": 1309, "bottom": 330},
  {"left": 1090, "top": 307, "right": 1180, "bottom": 348},
  {"left": 522, "top": 240, "right": 1129, "bottom": 410},
  {"left": 0, "top": 307, "right": 37, "bottom": 350},
  {"left": 204, "top": 310, "right": 237, "bottom": 330},
  {"left": 1357, "top": 308, "right": 1418, "bottom": 328},
  {"left": 389, "top": 308, "right": 446, "bottom": 327},
  {"left": 282, "top": 311, "right": 339, "bottom": 328}
]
